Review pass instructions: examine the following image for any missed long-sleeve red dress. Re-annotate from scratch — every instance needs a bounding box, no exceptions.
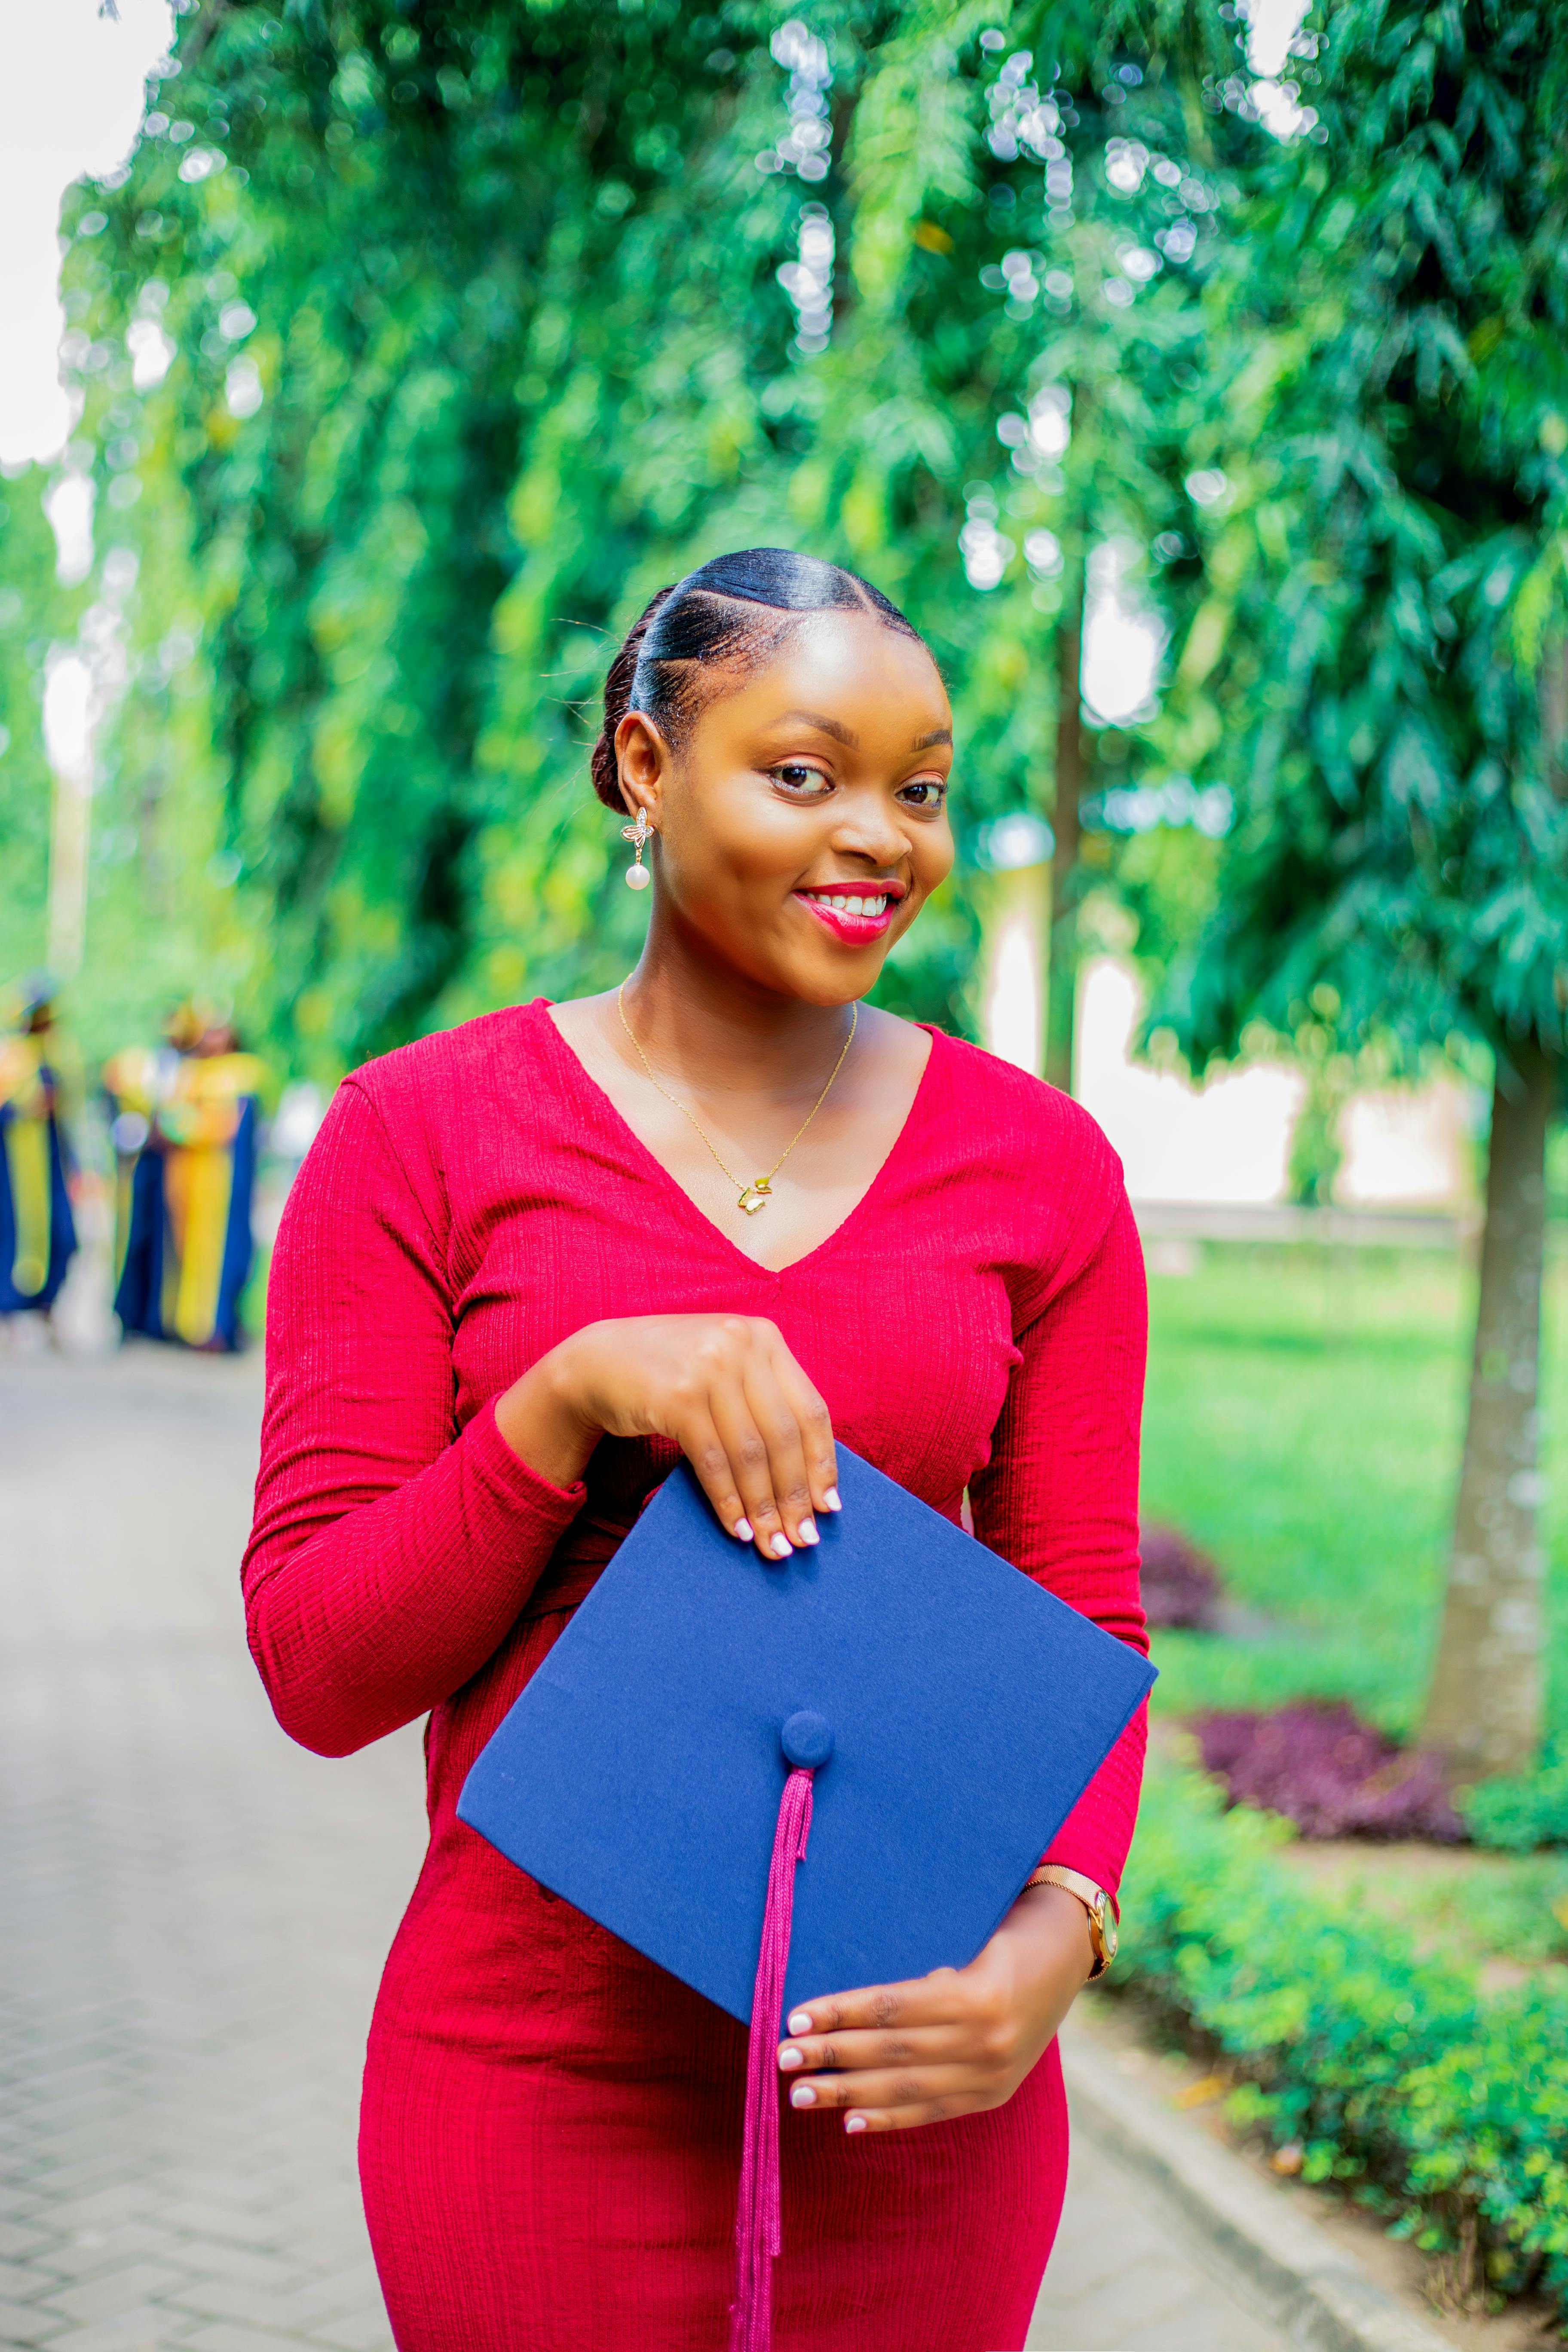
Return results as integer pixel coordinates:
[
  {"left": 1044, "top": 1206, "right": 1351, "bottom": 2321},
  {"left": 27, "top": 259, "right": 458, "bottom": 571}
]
[{"left": 243, "top": 1001, "right": 1148, "bottom": 2352}]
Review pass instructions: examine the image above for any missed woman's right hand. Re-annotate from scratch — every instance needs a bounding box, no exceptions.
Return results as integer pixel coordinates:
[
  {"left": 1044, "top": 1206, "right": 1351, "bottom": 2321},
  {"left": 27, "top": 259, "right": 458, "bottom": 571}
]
[{"left": 493, "top": 1315, "right": 839, "bottom": 1561}]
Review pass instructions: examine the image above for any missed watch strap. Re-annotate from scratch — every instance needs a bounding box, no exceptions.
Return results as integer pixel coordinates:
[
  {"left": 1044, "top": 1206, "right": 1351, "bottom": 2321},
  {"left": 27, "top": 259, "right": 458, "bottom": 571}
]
[{"left": 1022, "top": 1864, "right": 1118, "bottom": 1978}]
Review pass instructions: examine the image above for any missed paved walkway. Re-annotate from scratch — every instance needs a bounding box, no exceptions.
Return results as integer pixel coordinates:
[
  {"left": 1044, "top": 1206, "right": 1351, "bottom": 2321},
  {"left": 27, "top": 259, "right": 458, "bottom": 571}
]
[{"left": 1, "top": 1343, "right": 1286, "bottom": 2352}]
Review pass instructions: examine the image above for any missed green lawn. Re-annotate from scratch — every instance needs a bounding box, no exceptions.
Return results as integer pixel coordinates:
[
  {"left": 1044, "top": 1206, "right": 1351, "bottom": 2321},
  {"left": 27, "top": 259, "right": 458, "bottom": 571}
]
[
  {"left": 1278, "top": 1838, "right": 1568, "bottom": 1973},
  {"left": 1139, "top": 1240, "right": 1568, "bottom": 1744}
]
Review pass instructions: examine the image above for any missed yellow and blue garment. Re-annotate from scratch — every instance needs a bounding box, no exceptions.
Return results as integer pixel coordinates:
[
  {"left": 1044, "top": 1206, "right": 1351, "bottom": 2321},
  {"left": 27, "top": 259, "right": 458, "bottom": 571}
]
[
  {"left": 103, "top": 1044, "right": 165, "bottom": 1298},
  {"left": 107, "top": 1050, "right": 264, "bottom": 1351},
  {"left": 0, "top": 1034, "right": 78, "bottom": 1314}
]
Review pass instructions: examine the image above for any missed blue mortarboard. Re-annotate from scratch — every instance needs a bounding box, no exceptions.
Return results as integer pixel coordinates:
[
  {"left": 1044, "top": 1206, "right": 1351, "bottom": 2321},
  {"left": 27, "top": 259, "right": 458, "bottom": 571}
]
[{"left": 459, "top": 1445, "right": 1154, "bottom": 2350}]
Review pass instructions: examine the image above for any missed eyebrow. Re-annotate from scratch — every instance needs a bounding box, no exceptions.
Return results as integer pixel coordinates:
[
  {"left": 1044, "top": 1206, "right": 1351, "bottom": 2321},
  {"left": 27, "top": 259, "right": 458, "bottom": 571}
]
[
  {"left": 774, "top": 708, "right": 861, "bottom": 747},
  {"left": 770, "top": 711, "right": 954, "bottom": 753}
]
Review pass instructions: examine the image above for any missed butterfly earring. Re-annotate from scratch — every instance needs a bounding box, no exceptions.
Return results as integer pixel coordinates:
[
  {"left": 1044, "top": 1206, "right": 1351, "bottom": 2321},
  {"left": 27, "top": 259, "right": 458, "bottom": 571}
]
[{"left": 622, "top": 808, "right": 652, "bottom": 891}]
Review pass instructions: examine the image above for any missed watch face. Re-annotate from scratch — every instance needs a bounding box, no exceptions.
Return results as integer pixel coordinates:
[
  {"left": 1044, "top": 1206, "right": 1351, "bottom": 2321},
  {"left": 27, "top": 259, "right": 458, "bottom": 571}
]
[{"left": 1102, "top": 1911, "right": 1119, "bottom": 1961}]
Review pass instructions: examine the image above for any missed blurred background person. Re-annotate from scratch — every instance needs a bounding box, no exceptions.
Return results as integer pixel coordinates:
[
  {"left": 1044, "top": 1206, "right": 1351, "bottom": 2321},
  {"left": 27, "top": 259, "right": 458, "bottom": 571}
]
[
  {"left": 0, "top": 973, "right": 80, "bottom": 1339},
  {"left": 104, "top": 1001, "right": 267, "bottom": 1352},
  {"left": 102, "top": 1027, "right": 168, "bottom": 1309}
]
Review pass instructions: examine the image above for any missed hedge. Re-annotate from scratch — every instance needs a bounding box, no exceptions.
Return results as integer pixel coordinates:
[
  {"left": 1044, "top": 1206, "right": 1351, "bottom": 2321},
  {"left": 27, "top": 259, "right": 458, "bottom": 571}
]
[
  {"left": 1113, "top": 1766, "right": 1568, "bottom": 2322},
  {"left": 1463, "top": 1749, "right": 1568, "bottom": 1853}
]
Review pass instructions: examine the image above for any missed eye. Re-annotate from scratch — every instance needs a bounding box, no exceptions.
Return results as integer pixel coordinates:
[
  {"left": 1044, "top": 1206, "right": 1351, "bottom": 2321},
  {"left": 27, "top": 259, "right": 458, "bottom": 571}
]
[
  {"left": 897, "top": 778, "right": 948, "bottom": 811},
  {"left": 769, "top": 763, "right": 833, "bottom": 798}
]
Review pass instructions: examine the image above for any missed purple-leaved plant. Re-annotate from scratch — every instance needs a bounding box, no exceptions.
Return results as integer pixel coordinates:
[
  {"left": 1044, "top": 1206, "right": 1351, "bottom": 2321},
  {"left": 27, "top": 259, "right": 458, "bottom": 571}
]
[
  {"left": 1139, "top": 1524, "right": 1223, "bottom": 1631},
  {"left": 1194, "top": 1702, "right": 1465, "bottom": 1841}
]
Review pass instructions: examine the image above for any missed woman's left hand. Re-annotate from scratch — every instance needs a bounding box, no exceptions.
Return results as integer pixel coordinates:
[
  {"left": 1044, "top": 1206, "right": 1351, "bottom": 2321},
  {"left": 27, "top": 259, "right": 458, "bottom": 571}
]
[{"left": 776, "top": 1883, "right": 1095, "bottom": 2133}]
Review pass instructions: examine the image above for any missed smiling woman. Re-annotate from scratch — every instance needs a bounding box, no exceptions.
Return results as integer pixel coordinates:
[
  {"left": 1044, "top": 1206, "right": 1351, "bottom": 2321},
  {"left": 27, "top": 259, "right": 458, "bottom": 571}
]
[
  {"left": 592, "top": 549, "right": 951, "bottom": 965},
  {"left": 560, "top": 550, "right": 957, "bottom": 1272},
  {"left": 244, "top": 547, "right": 1151, "bottom": 2352}
]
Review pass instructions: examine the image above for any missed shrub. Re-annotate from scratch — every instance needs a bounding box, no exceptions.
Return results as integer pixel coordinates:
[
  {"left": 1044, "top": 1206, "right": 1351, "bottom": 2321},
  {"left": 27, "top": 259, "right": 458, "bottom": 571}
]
[
  {"left": 1116, "top": 1767, "right": 1568, "bottom": 2319},
  {"left": 1462, "top": 1751, "right": 1568, "bottom": 1853},
  {"left": 1140, "top": 1522, "right": 1223, "bottom": 1630},
  {"left": 1194, "top": 1701, "right": 1465, "bottom": 1841}
]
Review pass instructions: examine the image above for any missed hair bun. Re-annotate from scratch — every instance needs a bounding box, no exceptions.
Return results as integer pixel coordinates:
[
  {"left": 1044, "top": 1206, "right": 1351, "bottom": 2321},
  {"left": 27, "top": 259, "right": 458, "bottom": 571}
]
[{"left": 591, "top": 586, "right": 676, "bottom": 809}]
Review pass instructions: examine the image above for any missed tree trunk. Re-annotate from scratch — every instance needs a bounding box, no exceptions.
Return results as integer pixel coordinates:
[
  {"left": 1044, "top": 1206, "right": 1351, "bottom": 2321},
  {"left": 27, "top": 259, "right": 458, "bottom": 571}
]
[
  {"left": 1421, "top": 1039, "right": 1555, "bottom": 1779},
  {"left": 1044, "top": 567, "right": 1085, "bottom": 1097}
]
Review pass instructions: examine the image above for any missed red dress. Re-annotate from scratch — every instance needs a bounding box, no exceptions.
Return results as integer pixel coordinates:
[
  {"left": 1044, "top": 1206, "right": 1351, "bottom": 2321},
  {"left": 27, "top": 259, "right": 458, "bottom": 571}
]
[{"left": 244, "top": 1003, "right": 1148, "bottom": 2352}]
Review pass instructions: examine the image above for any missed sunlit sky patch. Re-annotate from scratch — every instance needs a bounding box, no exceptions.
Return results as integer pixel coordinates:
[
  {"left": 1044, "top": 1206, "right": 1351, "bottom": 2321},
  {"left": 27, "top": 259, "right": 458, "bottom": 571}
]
[{"left": 0, "top": 0, "right": 174, "bottom": 469}]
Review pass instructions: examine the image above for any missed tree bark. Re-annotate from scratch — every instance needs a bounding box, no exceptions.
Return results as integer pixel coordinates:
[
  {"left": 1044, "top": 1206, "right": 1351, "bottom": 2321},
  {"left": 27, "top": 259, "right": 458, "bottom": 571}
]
[
  {"left": 1421, "top": 1039, "right": 1555, "bottom": 1778},
  {"left": 1044, "top": 567, "right": 1085, "bottom": 1097}
]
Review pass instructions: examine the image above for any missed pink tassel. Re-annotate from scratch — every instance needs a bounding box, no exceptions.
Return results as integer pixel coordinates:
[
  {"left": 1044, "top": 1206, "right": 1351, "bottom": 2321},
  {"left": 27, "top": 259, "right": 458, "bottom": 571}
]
[{"left": 729, "top": 1765, "right": 815, "bottom": 2352}]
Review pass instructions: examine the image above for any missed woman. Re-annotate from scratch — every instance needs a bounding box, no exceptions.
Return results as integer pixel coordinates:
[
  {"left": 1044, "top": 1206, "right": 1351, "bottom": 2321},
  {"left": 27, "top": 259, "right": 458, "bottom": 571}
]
[
  {"left": 245, "top": 549, "right": 1148, "bottom": 2352},
  {"left": 0, "top": 977, "right": 78, "bottom": 1329},
  {"left": 107, "top": 1008, "right": 265, "bottom": 1352}
]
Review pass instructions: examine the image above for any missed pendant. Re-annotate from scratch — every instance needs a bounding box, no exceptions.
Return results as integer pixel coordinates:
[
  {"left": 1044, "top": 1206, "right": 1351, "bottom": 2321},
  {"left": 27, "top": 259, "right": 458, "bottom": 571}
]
[{"left": 737, "top": 1180, "right": 772, "bottom": 1216}]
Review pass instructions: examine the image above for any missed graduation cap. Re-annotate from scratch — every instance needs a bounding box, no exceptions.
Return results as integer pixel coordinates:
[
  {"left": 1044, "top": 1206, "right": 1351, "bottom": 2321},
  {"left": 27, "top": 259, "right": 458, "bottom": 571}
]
[{"left": 459, "top": 1444, "right": 1154, "bottom": 2350}]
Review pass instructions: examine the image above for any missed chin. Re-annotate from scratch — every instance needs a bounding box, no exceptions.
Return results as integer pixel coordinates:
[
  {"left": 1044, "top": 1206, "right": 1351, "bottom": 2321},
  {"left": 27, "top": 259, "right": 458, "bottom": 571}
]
[
  {"left": 783, "top": 951, "right": 887, "bottom": 1006},
  {"left": 710, "top": 906, "right": 897, "bottom": 1004}
]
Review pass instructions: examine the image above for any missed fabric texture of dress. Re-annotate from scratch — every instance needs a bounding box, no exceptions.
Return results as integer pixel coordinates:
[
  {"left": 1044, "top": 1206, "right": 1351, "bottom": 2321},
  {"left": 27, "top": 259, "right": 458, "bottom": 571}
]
[{"left": 244, "top": 1001, "right": 1149, "bottom": 2352}]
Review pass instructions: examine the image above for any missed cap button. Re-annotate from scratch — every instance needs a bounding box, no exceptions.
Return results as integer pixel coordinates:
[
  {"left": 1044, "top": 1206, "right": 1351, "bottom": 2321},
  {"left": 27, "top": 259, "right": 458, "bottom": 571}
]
[{"left": 781, "top": 1710, "right": 834, "bottom": 1770}]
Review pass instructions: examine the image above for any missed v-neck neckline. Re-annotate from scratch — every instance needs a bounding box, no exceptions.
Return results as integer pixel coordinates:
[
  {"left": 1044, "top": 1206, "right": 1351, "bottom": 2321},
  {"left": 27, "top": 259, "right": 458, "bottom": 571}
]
[{"left": 533, "top": 999, "right": 942, "bottom": 1280}]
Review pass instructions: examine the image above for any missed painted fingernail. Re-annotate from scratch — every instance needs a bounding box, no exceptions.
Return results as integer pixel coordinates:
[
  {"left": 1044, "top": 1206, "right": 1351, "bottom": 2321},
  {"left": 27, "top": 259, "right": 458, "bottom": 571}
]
[
  {"left": 845, "top": 2115, "right": 867, "bottom": 2134},
  {"left": 823, "top": 1488, "right": 842, "bottom": 1513},
  {"left": 787, "top": 2010, "right": 812, "bottom": 2036},
  {"left": 770, "top": 1532, "right": 793, "bottom": 1559},
  {"left": 778, "top": 2046, "right": 804, "bottom": 2071},
  {"left": 734, "top": 1518, "right": 753, "bottom": 1542},
  {"left": 798, "top": 1519, "right": 818, "bottom": 1546},
  {"left": 790, "top": 2083, "right": 816, "bottom": 2108}
]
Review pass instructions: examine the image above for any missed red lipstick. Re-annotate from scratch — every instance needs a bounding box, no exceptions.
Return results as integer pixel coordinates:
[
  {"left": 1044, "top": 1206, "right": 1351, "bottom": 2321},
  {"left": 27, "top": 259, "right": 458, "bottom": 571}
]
[{"left": 792, "top": 882, "right": 904, "bottom": 945}]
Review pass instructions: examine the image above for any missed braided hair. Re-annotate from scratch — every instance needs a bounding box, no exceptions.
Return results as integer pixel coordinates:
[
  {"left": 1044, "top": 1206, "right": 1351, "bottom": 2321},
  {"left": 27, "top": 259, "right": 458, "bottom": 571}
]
[{"left": 588, "top": 549, "right": 923, "bottom": 811}]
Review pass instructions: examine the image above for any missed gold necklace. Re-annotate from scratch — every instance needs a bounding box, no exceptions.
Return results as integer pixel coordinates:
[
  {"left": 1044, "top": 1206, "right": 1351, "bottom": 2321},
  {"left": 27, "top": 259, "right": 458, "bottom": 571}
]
[{"left": 616, "top": 983, "right": 858, "bottom": 1216}]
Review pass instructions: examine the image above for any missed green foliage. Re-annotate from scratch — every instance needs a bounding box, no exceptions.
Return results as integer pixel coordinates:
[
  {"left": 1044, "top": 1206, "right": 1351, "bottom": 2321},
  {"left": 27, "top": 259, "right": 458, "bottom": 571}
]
[
  {"left": 1284, "top": 1027, "right": 1349, "bottom": 1207},
  {"left": 1121, "top": 1764, "right": 1568, "bottom": 2313},
  {"left": 1153, "top": 0, "right": 1568, "bottom": 1073},
  {"left": 1464, "top": 1746, "right": 1568, "bottom": 1852},
  {"left": 52, "top": 0, "right": 1262, "bottom": 1078},
  {"left": 31, "top": 0, "right": 1568, "bottom": 1088},
  {"left": 1107, "top": 821, "right": 1223, "bottom": 1005},
  {"left": 67, "top": 0, "right": 817, "bottom": 1072},
  {"left": 0, "top": 470, "right": 68, "bottom": 985},
  {"left": 1285, "top": 1081, "right": 1342, "bottom": 1207}
]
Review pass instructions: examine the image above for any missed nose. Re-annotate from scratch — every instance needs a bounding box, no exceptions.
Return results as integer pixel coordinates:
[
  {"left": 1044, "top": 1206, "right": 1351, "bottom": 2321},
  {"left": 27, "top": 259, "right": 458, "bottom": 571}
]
[{"left": 828, "top": 783, "right": 914, "bottom": 870}]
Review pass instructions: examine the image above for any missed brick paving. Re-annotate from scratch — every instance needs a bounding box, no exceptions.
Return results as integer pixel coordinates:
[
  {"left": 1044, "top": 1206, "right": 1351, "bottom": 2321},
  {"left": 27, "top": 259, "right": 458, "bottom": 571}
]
[
  {"left": 1, "top": 1341, "right": 1286, "bottom": 2352},
  {"left": 1, "top": 1346, "right": 420, "bottom": 2352}
]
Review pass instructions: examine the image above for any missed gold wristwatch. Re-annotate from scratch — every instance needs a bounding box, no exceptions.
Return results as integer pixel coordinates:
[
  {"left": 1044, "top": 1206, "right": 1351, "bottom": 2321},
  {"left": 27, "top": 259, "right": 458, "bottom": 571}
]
[{"left": 1022, "top": 1865, "right": 1118, "bottom": 1979}]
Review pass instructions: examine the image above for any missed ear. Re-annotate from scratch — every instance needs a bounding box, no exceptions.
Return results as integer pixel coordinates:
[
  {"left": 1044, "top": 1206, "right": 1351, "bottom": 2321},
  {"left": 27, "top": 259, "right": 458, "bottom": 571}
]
[{"left": 614, "top": 711, "right": 673, "bottom": 828}]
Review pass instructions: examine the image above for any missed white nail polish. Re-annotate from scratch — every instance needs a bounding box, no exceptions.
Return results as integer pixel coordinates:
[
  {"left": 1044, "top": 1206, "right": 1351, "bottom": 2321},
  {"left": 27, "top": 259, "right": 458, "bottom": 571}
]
[
  {"left": 790, "top": 2083, "right": 816, "bottom": 2108},
  {"left": 770, "top": 1531, "right": 793, "bottom": 1560},
  {"left": 787, "top": 2010, "right": 812, "bottom": 2036},
  {"left": 734, "top": 1518, "right": 753, "bottom": 1542},
  {"left": 778, "top": 2046, "right": 803, "bottom": 2070},
  {"left": 823, "top": 1488, "right": 842, "bottom": 1513},
  {"left": 799, "top": 1520, "right": 818, "bottom": 1546},
  {"left": 845, "top": 2115, "right": 867, "bottom": 2134}
]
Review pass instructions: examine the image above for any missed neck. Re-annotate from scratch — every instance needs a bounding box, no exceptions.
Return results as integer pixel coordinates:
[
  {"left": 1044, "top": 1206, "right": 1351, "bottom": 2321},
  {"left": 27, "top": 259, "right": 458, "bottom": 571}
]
[{"left": 619, "top": 915, "right": 854, "bottom": 1098}]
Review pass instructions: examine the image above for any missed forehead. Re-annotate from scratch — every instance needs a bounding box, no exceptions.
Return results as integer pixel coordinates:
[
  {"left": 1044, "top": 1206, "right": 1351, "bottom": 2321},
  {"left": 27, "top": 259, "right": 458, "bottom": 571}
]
[{"left": 707, "top": 609, "right": 949, "bottom": 739}]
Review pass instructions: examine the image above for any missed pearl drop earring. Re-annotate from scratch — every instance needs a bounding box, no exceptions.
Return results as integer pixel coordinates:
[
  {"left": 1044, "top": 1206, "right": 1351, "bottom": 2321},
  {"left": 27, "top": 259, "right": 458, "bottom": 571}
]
[{"left": 622, "top": 808, "right": 652, "bottom": 891}]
